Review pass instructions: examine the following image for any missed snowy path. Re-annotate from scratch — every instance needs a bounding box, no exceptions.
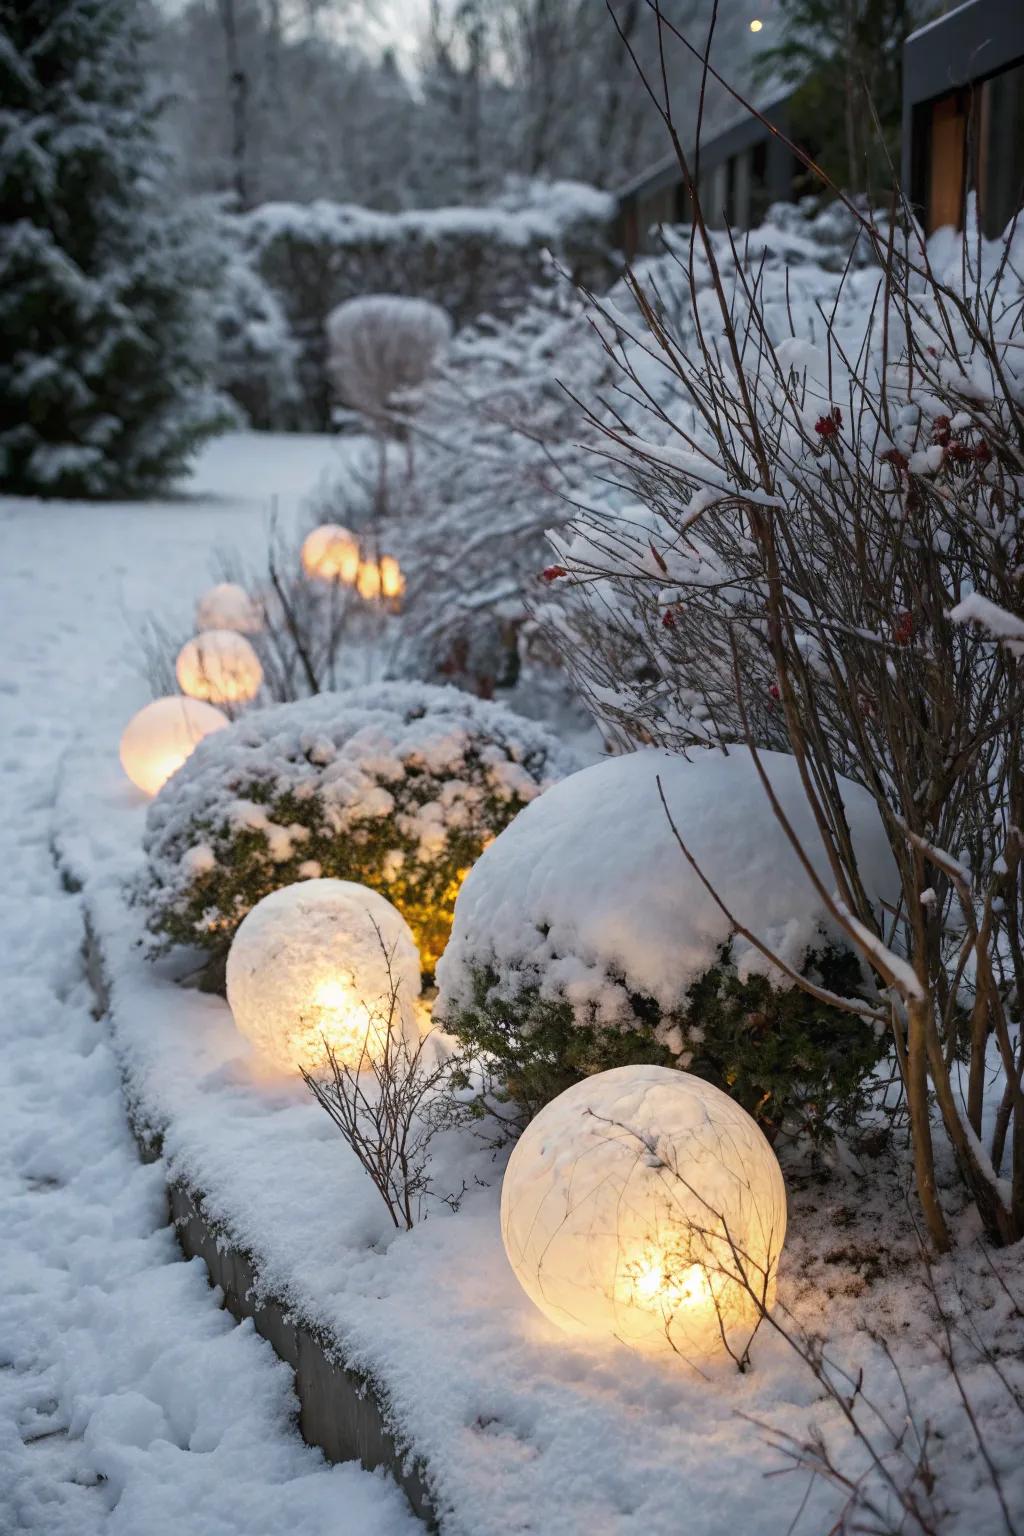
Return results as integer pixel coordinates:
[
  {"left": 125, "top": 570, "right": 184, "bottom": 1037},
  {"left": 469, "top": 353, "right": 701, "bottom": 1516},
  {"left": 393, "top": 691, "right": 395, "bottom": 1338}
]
[{"left": 0, "top": 437, "right": 422, "bottom": 1535}]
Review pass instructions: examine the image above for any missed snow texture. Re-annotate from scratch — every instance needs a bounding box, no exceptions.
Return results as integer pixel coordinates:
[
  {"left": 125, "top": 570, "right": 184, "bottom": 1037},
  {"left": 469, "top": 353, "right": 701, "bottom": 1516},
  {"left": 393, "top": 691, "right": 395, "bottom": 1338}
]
[
  {"left": 436, "top": 746, "right": 899, "bottom": 1026},
  {"left": 6, "top": 431, "right": 1022, "bottom": 1536},
  {"left": 0, "top": 433, "right": 423, "bottom": 1534},
  {"left": 143, "top": 682, "right": 579, "bottom": 924}
]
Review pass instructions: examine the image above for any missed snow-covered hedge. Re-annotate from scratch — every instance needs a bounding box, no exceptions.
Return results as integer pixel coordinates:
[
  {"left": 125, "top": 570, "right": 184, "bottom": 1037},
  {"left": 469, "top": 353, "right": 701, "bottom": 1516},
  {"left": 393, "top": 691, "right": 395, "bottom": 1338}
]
[
  {"left": 436, "top": 747, "right": 898, "bottom": 1138},
  {"left": 235, "top": 184, "right": 614, "bottom": 428},
  {"left": 141, "top": 682, "right": 578, "bottom": 982}
]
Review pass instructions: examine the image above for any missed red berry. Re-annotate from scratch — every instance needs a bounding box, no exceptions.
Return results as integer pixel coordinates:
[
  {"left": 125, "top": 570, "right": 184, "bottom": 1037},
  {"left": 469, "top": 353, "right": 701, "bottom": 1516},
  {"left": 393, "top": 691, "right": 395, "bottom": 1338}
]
[
  {"left": 893, "top": 610, "right": 914, "bottom": 646},
  {"left": 541, "top": 565, "right": 567, "bottom": 583}
]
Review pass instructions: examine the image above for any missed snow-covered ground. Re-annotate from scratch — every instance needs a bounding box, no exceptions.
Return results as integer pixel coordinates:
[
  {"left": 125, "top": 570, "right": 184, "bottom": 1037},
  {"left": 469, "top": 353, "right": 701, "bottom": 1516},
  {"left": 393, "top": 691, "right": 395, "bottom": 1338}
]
[
  {"left": 0, "top": 434, "right": 422, "bottom": 1535},
  {"left": 3, "top": 431, "right": 1023, "bottom": 1536}
]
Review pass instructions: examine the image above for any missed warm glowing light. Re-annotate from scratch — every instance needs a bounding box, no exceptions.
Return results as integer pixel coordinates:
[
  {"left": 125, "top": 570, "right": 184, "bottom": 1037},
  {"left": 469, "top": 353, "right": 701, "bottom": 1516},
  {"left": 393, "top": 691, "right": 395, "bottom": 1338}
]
[
  {"left": 301, "top": 523, "right": 360, "bottom": 584},
  {"left": 226, "top": 878, "right": 422, "bottom": 1074},
  {"left": 356, "top": 555, "right": 405, "bottom": 603},
  {"left": 119, "top": 696, "right": 229, "bottom": 796},
  {"left": 176, "top": 629, "right": 263, "bottom": 705},
  {"left": 501, "top": 1065, "right": 787, "bottom": 1360},
  {"left": 380, "top": 555, "right": 405, "bottom": 600},
  {"left": 195, "top": 581, "right": 262, "bottom": 635},
  {"left": 356, "top": 560, "right": 382, "bottom": 600},
  {"left": 749, "top": 17, "right": 763, "bottom": 31}
]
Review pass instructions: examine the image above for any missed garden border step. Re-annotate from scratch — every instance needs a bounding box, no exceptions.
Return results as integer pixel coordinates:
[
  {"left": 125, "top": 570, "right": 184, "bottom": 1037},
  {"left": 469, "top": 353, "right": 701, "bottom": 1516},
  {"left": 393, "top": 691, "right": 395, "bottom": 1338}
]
[{"left": 75, "top": 898, "right": 437, "bottom": 1531}]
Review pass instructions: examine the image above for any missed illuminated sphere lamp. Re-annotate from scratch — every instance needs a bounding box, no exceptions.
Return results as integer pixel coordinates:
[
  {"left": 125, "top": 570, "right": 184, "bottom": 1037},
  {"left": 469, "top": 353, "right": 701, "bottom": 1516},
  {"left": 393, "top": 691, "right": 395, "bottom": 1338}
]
[
  {"left": 119, "top": 695, "right": 229, "bottom": 797},
  {"left": 195, "top": 581, "right": 262, "bottom": 635},
  {"left": 356, "top": 555, "right": 405, "bottom": 603},
  {"left": 301, "top": 523, "right": 361, "bottom": 584},
  {"left": 176, "top": 628, "right": 263, "bottom": 706},
  {"left": 226, "top": 878, "right": 422, "bottom": 1074},
  {"left": 500, "top": 1064, "right": 787, "bottom": 1360}
]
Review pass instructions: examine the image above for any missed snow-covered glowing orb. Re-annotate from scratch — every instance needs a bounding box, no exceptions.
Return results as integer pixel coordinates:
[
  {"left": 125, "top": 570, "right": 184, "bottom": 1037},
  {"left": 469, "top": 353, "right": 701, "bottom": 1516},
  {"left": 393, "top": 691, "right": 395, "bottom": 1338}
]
[
  {"left": 175, "top": 629, "right": 263, "bottom": 705},
  {"left": 119, "top": 696, "right": 229, "bottom": 797},
  {"left": 301, "top": 524, "right": 360, "bottom": 584},
  {"left": 195, "top": 581, "right": 262, "bottom": 635},
  {"left": 501, "top": 1065, "right": 787, "bottom": 1360},
  {"left": 225, "top": 878, "right": 422, "bottom": 1074}
]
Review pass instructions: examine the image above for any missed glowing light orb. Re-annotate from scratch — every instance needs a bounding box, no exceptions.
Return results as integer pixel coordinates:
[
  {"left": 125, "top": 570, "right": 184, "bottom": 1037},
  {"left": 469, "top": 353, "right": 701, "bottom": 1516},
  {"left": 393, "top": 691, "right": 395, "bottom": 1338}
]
[
  {"left": 356, "top": 555, "right": 405, "bottom": 603},
  {"left": 749, "top": 17, "right": 763, "bottom": 31},
  {"left": 195, "top": 582, "right": 262, "bottom": 635},
  {"left": 500, "top": 1065, "right": 787, "bottom": 1360},
  {"left": 225, "top": 878, "right": 422, "bottom": 1074},
  {"left": 119, "top": 696, "right": 229, "bottom": 797},
  {"left": 301, "top": 524, "right": 361, "bottom": 584},
  {"left": 176, "top": 629, "right": 263, "bottom": 705}
]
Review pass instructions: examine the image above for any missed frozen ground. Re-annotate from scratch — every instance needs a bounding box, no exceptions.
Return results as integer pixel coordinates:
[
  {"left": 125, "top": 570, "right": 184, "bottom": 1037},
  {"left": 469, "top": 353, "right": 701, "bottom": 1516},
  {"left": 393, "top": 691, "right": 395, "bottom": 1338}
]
[{"left": 0, "top": 434, "right": 422, "bottom": 1535}]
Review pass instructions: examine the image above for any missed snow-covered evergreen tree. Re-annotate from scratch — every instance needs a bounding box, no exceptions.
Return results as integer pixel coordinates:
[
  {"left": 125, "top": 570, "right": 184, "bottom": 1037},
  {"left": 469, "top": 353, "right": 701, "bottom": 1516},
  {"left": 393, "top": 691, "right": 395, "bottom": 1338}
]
[{"left": 0, "top": 0, "right": 230, "bottom": 499}]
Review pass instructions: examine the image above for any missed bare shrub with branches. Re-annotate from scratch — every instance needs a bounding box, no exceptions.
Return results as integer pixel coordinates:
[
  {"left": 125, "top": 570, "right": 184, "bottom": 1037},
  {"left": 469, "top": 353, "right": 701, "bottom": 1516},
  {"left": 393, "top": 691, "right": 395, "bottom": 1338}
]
[
  {"left": 301, "top": 939, "right": 466, "bottom": 1231},
  {"left": 544, "top": 6, "right": 1024, "bottom": 1251}
]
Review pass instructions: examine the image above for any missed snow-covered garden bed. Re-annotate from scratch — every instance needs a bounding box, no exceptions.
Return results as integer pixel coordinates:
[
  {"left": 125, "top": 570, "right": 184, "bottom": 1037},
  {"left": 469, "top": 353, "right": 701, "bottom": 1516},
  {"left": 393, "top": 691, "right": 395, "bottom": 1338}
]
[{"left": 52, "top": 690, "right": 1024, "bottom": 1536}]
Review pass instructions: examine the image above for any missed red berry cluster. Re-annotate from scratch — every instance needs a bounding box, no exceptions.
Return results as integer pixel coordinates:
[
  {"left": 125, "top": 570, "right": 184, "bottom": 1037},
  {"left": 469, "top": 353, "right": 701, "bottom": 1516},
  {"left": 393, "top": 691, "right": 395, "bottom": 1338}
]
[{"left": 814, "top": 405, "right": 843, "bottom": 440}]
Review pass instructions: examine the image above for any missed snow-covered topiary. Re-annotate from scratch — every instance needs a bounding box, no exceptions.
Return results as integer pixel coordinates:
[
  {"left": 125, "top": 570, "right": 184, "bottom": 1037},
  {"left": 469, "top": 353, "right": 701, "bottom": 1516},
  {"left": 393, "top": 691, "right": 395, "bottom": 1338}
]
[
  {"left": 326, "top": 294, "right": 452, "bottom": 419},
  {"left": 436, "top": 747, "right": 898, "bottom": 1138},
  {"left": 141, "top": 682, "right": 579, "bottom": 982}
]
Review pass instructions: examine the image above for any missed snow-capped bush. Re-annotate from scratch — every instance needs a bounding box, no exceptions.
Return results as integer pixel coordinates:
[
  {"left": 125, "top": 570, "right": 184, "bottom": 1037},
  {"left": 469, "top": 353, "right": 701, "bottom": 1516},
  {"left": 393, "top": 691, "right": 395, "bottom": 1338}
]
[
  {"left": 141, "top": 682, "right": 578, "bottom": 982},
  {"left": 210, "top": 250, "right": 302, "bottom": 431},
  {"left": 539, "top": 183, "right": 1024, "bottom": 1245},
  {"left": 436, "top": 747, "right": 897, "bottom": 1138},
  {"left": 326, "top": 296, "right": 452, "bottom": 419}
]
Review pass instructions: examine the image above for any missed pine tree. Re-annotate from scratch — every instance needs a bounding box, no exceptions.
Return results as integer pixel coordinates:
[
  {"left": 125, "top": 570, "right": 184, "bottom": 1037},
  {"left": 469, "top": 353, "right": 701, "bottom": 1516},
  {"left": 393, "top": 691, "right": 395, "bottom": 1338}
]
[{"left": 0, "top": 0, "right": 231, "bottom": 499}]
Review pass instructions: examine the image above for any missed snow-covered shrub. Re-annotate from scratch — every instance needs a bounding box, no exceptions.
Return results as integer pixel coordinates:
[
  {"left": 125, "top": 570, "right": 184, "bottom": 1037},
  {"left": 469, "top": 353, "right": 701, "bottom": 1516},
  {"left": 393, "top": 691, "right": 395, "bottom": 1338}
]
[
  {"left": 210, "top": 249, "right": 302, "bottom": 431},
  {"left": 141, "top": 682, "right": 578, "bottom": 982},
  {"left": 357, "top": 280, "right": 609, "bottom": 719},
  {"left": 326, "top": 296, "right": 452, "bottom": 419},
  {"left": 541, "top": 178, "right": 1024, "bottom": 1244},
  {"left": 436, "top": 748, "right": 897, "bottom": 1138}
]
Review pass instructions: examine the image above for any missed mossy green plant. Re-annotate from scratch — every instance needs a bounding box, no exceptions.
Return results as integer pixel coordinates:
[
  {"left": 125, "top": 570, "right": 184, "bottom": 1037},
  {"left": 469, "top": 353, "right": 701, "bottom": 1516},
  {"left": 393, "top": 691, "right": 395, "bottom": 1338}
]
[{"left": 441, "top": 941, "right": 887, "bottom": 1141}]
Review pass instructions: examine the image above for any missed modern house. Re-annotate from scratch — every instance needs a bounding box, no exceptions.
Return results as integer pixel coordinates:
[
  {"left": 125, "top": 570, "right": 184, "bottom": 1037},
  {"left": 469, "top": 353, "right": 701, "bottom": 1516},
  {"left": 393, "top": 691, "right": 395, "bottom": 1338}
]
[
  {"left": 616, "top": 0, "right": 1024, "bottom": 257},
  {"left": 615, "top": 92, "right": 801, "bottom": 259},
  {"left": 903, "top": 0, "right": 1024, "bottom": 237}
]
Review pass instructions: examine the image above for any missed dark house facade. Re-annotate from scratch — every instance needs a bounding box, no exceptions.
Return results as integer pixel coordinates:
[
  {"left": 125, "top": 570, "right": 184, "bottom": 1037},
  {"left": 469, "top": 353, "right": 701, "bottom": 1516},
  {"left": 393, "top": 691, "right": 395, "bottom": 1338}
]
[
  {"left": 615, "top": 94, "right": 801, "bottom": 259},
  {"left": 903, "top": 0, "right": 1024, "bottom": 238},
  {"left": 617, "top": 0, "right": 1024, "bottom": 257}
]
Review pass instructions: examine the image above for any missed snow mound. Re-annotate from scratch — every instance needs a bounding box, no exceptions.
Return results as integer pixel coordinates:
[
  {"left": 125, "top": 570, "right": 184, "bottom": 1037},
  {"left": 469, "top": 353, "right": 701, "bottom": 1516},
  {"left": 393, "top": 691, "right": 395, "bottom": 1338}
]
[{"left": 436, "top": 746, "right": 898, "bottom": 1023}]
